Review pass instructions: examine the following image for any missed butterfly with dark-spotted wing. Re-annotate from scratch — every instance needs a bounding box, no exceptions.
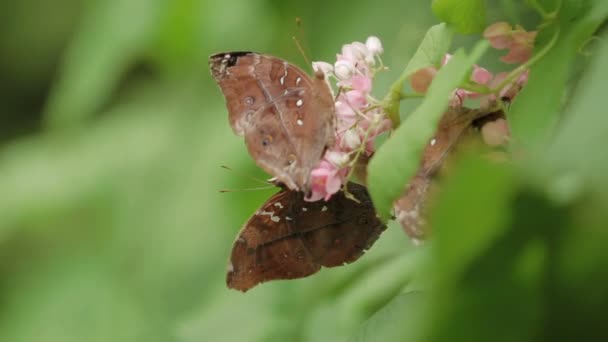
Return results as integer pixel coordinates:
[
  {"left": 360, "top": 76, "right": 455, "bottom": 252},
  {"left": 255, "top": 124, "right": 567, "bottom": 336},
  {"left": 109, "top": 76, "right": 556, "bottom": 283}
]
[{"left": 210, "top": 51, "right": 386, "bottom": 292}]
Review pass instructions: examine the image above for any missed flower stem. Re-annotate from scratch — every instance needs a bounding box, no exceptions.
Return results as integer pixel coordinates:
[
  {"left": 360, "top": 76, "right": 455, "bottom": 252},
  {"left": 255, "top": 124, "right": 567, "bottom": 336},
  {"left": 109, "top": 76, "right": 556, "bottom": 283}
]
[
  {"left": 342, "top": 118, "right": 381, "bottom": 199},
  {"left": 527, "top": 0, "right": 561, "bottom": 21}
]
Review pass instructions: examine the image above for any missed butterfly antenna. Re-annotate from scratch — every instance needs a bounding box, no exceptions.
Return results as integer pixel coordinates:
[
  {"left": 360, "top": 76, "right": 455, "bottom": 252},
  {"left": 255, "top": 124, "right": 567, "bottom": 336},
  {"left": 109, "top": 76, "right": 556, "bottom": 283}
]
[
  {"left": 292, "top": 17, "right": 311, "bottom": 69},
  {"left": 220, "top": 165, "right": 272, "bottom": 186},
  {"left": 219, "top": 185, "right": 275, "bottom": 193}
]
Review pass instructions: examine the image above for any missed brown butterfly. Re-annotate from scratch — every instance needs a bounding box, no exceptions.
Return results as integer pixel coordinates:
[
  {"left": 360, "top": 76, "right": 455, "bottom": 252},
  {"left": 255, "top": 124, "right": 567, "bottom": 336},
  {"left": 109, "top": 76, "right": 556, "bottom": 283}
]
[
  {"left": 210, "top": 52, "right": 386, "bottom": 291},
  {"left": 209, "top": 52, "right": 335, "bottom": 193},
  {"left": 227, "top": 181, "right": 386, "bottom": 292},
  {"left": 394, "top": 107, "right": 505, "bottom": 241}
]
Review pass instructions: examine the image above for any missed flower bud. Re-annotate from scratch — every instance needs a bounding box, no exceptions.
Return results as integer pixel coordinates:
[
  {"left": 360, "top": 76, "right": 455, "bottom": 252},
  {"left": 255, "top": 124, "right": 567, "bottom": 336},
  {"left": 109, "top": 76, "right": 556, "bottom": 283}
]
[
  {"left": 343, "top": 128, "right": 362, "bottom": 149},
  {"left": 410, "top": 67, "right": 437, "bottom": 93},
  {"left": 326, "top": 151, "right": 350, "bottom": 167},
  {"left": 366, "top": 36, "right": 383, "bottom": 55},
  {"left": 334, "top": 60, "right": 354, "bottom": 80},
  {"left": 312, "top": 61, "right": 333, "bottom": 75},
  {"left": 471, "top": 65, "right": 493, "bottom": 85},
  {"left": 351, "top": 42, "right": 371, "bottom": 60}
]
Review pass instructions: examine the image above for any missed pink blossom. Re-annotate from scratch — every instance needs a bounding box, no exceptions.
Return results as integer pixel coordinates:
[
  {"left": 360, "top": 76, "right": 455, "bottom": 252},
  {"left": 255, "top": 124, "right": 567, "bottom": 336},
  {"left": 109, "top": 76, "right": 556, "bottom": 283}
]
[
  {"left": 471, "top": 65, "right": 493, "bottom": 85},
  {"left": 483, "top": 22, "right": 513, "bottom": 49},
  {"left": 483, "top": 22, "right": 536, "bottom": 64},
  {"left": 335, "top": 99, "right": 356, "bottom": 118},
  {"left": 351, "top": 75, "right": 372, "bottom": 93},
  {"left": 307, "top": 36, "right": 389, "bottom": 201},
  {"left": 500, "top": 44, "right": 532, "bottom": 64},
  {"left": 343, "top": 90, "right": 368, "bottom": 109},
  {"left": 306, "top": 160, "right": 345, "bottom": 202}
]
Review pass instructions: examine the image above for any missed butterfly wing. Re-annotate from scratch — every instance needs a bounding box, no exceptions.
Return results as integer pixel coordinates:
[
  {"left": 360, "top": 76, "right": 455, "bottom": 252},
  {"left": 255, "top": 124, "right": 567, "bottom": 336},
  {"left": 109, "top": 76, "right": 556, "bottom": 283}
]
[
  {"left": 227, "top": 182, "right": 386, "bottom": 292},
  {"left": 210, "top": 52, "right": 335, "bottom": 192}
]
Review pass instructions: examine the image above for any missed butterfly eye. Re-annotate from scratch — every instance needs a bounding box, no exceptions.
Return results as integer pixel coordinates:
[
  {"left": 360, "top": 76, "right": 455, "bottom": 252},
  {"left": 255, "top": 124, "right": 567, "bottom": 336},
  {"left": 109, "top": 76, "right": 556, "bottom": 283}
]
[
  {"left": 244, "top": 96, "right": 255, "bottom": 106},
  {"left": 262, "top": 135, "right": 273, "bottom": 147}
]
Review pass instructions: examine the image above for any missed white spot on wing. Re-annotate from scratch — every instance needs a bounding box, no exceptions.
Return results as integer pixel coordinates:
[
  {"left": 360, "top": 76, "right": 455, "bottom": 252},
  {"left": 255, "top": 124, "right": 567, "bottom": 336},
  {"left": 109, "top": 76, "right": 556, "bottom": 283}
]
[
  {"left": 280, "top": 62, "right": 288, "bottom": 85},
  {"left": 260, "top": 210, "right": 281, "bottom": 222},
  {"left": 430, "top": 138, "right": 437, "bottom": 146},
  {"left": 296, "top": 77, "right": 302, "bottom": 85},
  {"left": 274, "top": 202, "right": 284, "bottom": 209},
  {"left": 296, "top": 99, "right": 303, "bottom": 107},
  {"left": 286, "top": 216, "right": 293, "bottom": 221},
  {"left": 322, "top": 205, "right": 328, "bottom": 212},
  {"left": 296, "top": 119, "right": 303, "bottom": 126},
  {"left": 302, "top": 207, "right": 308, "bottom": 212}
]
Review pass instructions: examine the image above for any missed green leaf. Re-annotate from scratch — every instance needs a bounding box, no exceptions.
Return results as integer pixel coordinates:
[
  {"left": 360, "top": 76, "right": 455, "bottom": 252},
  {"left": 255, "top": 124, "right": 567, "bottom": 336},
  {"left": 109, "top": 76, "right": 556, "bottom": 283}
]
[
  {"left": 350, "top": 291, "right": 427, "bottom": 342},
  {"left": 399, "top": 23, "right": 453, "bottom": 81},
  {"left": 306, "top": 246, "right": 428, "bottom": 342},
  {"left": 548, "top": 31, "right": 608, "bottom": 192},
  {"left": 369, "top": 41, "right": 488, "bottom": 219},
  {"left": 431, "top": 156, "right": 515, "bottom": 282},
  {"left": 509, "top": 1, "right": 608, "bottom": 149},
  {"left": 429, "top": 190, "right": 557, "bottom": 342},
  {"left": 384, "top": 23, "right": 453, "bottom": 125},
  {"left": 432, "top": 0, "right": 487, "bottom": 34}
]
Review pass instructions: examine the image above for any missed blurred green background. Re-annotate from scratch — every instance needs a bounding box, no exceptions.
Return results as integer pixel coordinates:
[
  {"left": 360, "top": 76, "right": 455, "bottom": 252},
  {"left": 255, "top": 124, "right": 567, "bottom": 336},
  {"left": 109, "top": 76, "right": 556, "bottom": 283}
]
[
  {"left": 1, "top": 0, "right": 607, "bottom": 341},
  {"left": 0, "top": 1, "right": 433, "bottom": 341}
]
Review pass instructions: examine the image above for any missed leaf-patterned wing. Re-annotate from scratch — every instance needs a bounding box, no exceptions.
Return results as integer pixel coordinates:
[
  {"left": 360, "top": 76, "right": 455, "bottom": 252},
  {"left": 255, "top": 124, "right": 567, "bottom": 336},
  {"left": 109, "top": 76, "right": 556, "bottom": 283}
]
[{"left": 210, "top": 52, "right": 335, "bottom": 192}]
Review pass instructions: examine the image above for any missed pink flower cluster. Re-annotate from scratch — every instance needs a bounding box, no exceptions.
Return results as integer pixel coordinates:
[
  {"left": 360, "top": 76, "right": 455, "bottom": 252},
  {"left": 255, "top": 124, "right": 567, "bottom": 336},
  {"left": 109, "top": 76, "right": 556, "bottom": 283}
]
[
  {"left": 410, "top": 22, "right": 536, "bottom": 109},
  {"left": 306, "top": 37, "right": 392, "bottom": 202},
  {"left": 484, "top": 22, "right": 537, "bottom": 64}
]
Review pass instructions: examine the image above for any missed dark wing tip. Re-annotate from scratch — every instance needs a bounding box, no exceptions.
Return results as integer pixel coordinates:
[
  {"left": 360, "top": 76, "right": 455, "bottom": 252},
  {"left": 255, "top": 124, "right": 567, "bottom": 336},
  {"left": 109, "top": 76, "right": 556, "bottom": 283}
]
[{"left": 209, "top": 51, "right": 256, "bottom": 79}]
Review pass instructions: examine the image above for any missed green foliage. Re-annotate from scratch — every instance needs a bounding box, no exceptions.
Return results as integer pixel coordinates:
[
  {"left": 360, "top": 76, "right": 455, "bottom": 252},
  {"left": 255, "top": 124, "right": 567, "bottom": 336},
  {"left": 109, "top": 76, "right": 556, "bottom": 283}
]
[
  {"left": 509, "top": 0, "right": 608, "bottom": 149},
  {"left": 383, "top": 23, "right": 453, "bottom": 124},
  {"left": 432, "top": 0, "right": 487, "bottom": 34},
  {"left": 370, "top": 41, "right": 488, "bottom": 219},
  {"left": 0, "top": 0, "right": 607, "bottom": 341}
]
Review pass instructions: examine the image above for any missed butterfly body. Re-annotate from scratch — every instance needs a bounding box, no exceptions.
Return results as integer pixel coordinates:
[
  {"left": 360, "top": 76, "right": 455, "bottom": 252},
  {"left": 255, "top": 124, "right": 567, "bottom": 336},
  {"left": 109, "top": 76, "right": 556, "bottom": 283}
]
[{"left": 210, "top": 52, "right": 335, "bottom": 193}]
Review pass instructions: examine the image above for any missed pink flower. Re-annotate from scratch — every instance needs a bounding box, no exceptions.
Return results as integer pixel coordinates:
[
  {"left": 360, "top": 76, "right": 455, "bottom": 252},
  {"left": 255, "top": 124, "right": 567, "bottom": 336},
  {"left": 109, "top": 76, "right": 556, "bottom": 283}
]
[
  {"left": 352, "top": 75, "right": 372, "bottom": 93},
  {"left": 306, "top": 159, "right": 347, "bottom": 202},
  {"left": 307, "top": 36, "right": 389, "bottom": 201},
  {"left": 500, "top": 43, "right": 532, "bottom": 64},
  {"left": 411, "top": 57, "right": 496, "bottom": 107},
  {"left": 484, "top": 22, "right": 536, "bottom": 64},
  {"left": 483, "top": 22, "right": 513, "bottom": 49},
  {"left": 491, "top": 70, "right": 529, "bottom": 99},
  {"left": 343, "top": 90, "right": 368, "bottom": 109},
  {"left": 471, "top": 65, "right": 493, "bottom": 85}
]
